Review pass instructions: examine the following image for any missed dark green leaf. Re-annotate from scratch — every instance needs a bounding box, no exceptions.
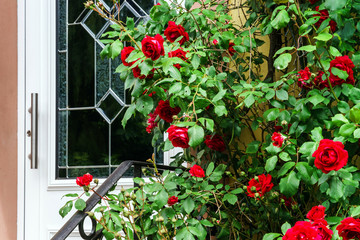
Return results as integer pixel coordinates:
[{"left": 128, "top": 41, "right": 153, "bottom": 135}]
[
  {"left": 279, "top": 171, "right": 300, "bottom": 197},
  {"left": 188, "top": 125, "right": 205, "bottom": 147}
]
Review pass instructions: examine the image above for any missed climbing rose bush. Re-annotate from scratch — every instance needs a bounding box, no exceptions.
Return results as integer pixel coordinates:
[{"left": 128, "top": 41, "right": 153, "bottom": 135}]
[{"left": 59, "top": 0, "right": 360, "bottom": 239}]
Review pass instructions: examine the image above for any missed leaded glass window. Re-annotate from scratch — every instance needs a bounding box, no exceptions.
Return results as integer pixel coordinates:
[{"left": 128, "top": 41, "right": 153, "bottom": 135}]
[{"left": 56, "top": 0, "right": 159, "bottom": 178}]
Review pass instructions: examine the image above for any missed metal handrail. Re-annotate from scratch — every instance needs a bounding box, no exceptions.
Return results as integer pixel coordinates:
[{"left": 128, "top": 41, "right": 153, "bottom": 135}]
[{"left": 51, "top": 160, "right": 181, "bottom": 240}]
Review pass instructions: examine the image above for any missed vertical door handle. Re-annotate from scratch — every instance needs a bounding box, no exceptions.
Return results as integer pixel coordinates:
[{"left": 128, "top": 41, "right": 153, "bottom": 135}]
[{"left": 28, "top": 93, "right": 38, "bottom": 169}]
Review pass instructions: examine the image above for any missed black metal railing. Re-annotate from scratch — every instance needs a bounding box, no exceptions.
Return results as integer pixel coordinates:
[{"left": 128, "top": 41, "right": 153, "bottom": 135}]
[{"left": 52, "top": 160, "right": 180, "bottom": 240}]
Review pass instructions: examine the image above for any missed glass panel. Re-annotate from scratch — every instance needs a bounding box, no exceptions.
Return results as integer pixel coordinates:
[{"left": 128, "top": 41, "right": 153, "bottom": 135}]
[
  {"left": 68, "top": 25, "right": 95, "bottom": 107},
  {"left": 57, "top": 0, "right": 160, "bottom": 179}
]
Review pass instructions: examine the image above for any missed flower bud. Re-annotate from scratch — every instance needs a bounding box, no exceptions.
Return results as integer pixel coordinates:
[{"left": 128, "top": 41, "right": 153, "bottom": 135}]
[
  {"left": 281, "top": 120, "right": 288, "bottom": 126},
  {"left": 123, "top": 211, "right": 130, "bottom": 218},
  {"left": 83, "top": 185, "right": 90, "bottom": 192},
  {"left": 84, "top": 0, "right": 94, "bottom": 8},
  {"left": 158, "top": 216, "right": 164, "bottom": 222},
  {"left": 171, "top": 217, "right": 177, "bottom": 223},
  {"left": 254, "top": 176, "right": 259, "bottom": 181},
  {"left": 240, "top": 171, "right": 246, "bottom": 176},
  {"left": 254, "top": 193, "right": 260, "bottom": 198},
  {"left": 100, "top": 208, "right": 105, "bottom": 213},
  {"left": 251, "top": 186, "right": 257, "bottom": 192},
  {"left": 94, "top": 178, "right": 99, "bottom": 184},
  {"left": 121, "top": 220, "right": 126, "bottom": 225},
  {"left": 280, "top": 198, "right": 285, "bottom": 203},
  {"left": 241, "top": 203, "right": 246, "bottom": 207},
  {"left": 86, "top": 212, "right": 94, "bottom": 217},
  {"left": 225, "top": 171, "right": 231, "bottom": 176},
  {"left": 139, "top": 181, "right": 145, "bottom": 187},
  {"left": 131, "top": 194, "right": 136, "bottom": 200},
  {"left": 121, "top": 187, "right": 126, "bottom": 193},
  {"left": 125, "top": 192, "right": 130, "bottom": 198}
]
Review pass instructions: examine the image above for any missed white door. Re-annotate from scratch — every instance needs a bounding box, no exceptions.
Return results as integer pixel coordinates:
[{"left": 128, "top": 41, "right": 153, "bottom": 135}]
[{"left": 19, "top": 0, "right": 178, "bottom": 239}]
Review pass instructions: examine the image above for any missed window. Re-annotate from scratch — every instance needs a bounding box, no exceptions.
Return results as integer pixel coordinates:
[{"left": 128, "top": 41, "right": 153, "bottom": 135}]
[{"left": 56, "top": 0, "right": 159, "bottom": 178}]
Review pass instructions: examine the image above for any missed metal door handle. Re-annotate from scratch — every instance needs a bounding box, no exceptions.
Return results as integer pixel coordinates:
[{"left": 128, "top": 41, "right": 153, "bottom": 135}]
[{"left": 28, "top": 93, "right": 38, "bottom": 169}]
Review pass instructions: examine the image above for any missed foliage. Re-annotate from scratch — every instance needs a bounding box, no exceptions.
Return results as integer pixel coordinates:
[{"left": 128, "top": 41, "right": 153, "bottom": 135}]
[{"left": 59, "top": 0, "right": 360, "bottom": 239}]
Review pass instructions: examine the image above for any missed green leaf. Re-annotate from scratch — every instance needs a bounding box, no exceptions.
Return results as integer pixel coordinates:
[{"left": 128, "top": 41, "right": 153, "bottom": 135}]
[
  {"left": 351, "top": 206, "right": 360, "bottom": 217},
  {"left": 246, "top": 141, "right": 261, "bottom": 154},
  {"left": 274, "top": 53, "right": 292, "bottom": 70},
  {"left": 279, "top": 171, "right": 300, "bottom": 197},
  {"left": 198, "top": 118, "right": 214, "bottom": 132},
  {"left": 183, "top": 197, "right": 195, "bottom": 214},
  {"left": 210, "top": 164, "right": 227, "bottom": 182},
  {"left": 223, "top": 193, "right": 237, "bottom": 205},
  {"left": 265, "top": 156, "right": 278, "bottom": 172},
  {"left": 281, "top": 222, "right": 291, "bottom": 235},
  {"left": 188, "top": 125, "right": 205, "bottom": 147},
  {"left": 314, "top": 32, "right": 333, "bottom": 42},
  {"left": 202, "top": 9, "right": 215, "bottom": 19},
  {"left": 168, "top": 65, "right": 182, "bottom": 80},
  {"left": 296, "top": 162, "right": 313, "bottom": 184},
  {"left": 121, "top": 105, "right": 136, "bottom": 128},
  {"left": 338, "top": 101, "right": 350, "bottom": 114},
  {"left": 206, "top": 162, "right": 215, "bottom": 176},
  {"left": 329, "top": 46, "right": 342, "bottom": 57},
  {"left": 350, "top": 108, "right": 360, "bottom": 123},
  {"left": 62, "top": 193, "right": 79, "bottom": 199},
  {"left": 126, "top": 17, "right": 135, "bottom": 30},
  {"left": 200, "top": 219, "right": 214, "bottom": 227},
  {"left": 110, "top": 212, "right": 122, "bottom": 227},
  {"left": 100, "top": 44, "right": 111, "bottom": 59},
  {"left": 110, "top": 40, "right": 123, "bottom": 59},
  {"left": 279, "top": 152, "right": 291, "bottom": 162},
  {"left": 328, "top": 176, "right": 344, "bottom": 201},
  {"left": 214, "top": 105, "right": 227, "bottom": 117},
  {"left": 354, "top": 129, "right": 360, "bottom": 138},
  {"left": 311, "top": 127, "right": 323, "bottom": 142},
  {"left": 263, "top": 233, "right": 282, "bottom": 240},
  {"left": 324, "top": 0, "right": 346, "bottom": 11},
  {"left": 276, "top": 89, "right": 288, "bottom": 101},
  {"left": 332, "top": 114, "right": 350, "bottom": 126},
  {"left": 191, "top": 54, "right": 200, "bottom": 69},
  {"left": 244, "top": 94, "right": 255, "bottom": 107},
  {"left": 264, "top": 108, "right": 280, "bottom": 121},
  {"left": 155, "top": 189, "right": 168, "bottom": 208},
  {"left": 59, "top": 200, "right": 73, "bottom": 218},
  {"left": 135, "top": 95, "right": 154, "bottom": 115},
  {"left": 331, "top": 67, "right": 349, "bottom": 80},
  {"left": 75, "top": 198, "right": 86, "bottom": 211},
  {"left": 274, "top": 47, "right": 295, "bottom": 57},
  {"left": 297, "top": 45, "right": 316, "bottom": 52},
  {"left": 299, "top": 142, "right": 316, "bottom": 156},
  {"left": 271, "top": 10, "right": 290, "bottom": 30},
  {"left": 339, "top": 123, "right": 356, "bottom": 137}
]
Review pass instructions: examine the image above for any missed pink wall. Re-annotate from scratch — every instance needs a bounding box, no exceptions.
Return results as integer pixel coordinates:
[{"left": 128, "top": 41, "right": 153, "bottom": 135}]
[{"left": 0, "top": 0, "right": 18, "bottom": 238}]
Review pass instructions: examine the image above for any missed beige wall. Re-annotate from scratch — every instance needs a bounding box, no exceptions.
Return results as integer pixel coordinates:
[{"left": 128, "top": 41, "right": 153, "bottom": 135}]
[{"left": 0, "top": 0, "right": 18, "bottom": 239}]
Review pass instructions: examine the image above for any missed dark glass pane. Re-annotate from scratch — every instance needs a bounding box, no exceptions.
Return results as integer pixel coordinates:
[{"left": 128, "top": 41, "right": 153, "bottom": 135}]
[
  {"left": 97, "top": 93, "right": 123, "bottom": 122},
  {"left": 57, "top": 52, "right": 67, "bottom": 108},
  {"left": 111, "top": 57, "right": 125, "bottom": 103},
  {"left": 68, "top": 110, "right": 108, "bottom": 166},
  {"left": 69, "top": 0, "right": 88, "bottom": 23},
  {"left": 59, "top": 168, "right": 67, "bottom": 178},
  {"left": 130, "top": 0, "right": 155, "bottom": 16},
  {"left": 119, "top": 4, "right": 138, "bottom": 22},
  {"left": 96, "top": 42, "right": 110, "bottom": 103},
  {"left": 68, "top": 167, "right": 110, "bottom": 178},
  {"left": 111, "top": 110, "right": 153, "bottom": 165},
  {"left": 83, "top": 11, "right": 108, "bottom": 37},
  {"left": 68, "top": 25, "right": 95, "bottom": 107}
]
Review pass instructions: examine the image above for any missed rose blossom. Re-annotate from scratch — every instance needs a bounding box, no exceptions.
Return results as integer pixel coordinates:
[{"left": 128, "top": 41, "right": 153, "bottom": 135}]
[
  {"left": 312, "top": 139, "right": 348, "bottom": 174},
  {"left": 312, "top": 220, "right": 333, "bottom": 240},
  {"left": 314, "top": 6, "right": 337, "bottom": 32},
  {"left": 309, "top": 0, "right": 320, "bottom": 4},
  {"left": 167, "top": 196, "right": 178, "bottom": 206},
  {"left": 204, "top": 134, "right": 226, "bottom": 152},
  {"left": 283, "top": 221, "right": 320, "bottom": 240},
  {"left": 132, "top": 66, "right": 154, "bottom": 79},
  {"left": 76, "top": 173, "right": 93, "bottom": 187},
  {"left": 168, "top": 48, "right": 188, "bottom": 69},
  {"left": 297, "top": 67, "right": 312, "bottom": 89},
  {"left": 213, "top": 39, "right": 218, "bottom": 45},
  {"left": 189, "top": 164, "right": 205, "bottom": 178},
  {"left": 141, "top": 34, "right": 165, "bottom": 60},
  {"left": 329, "top": 55, "right": 355, "bottom": 86},
  {"left": 228, "top": 42, "right": 236, "bottom": 56},
  {"left": 164, "top": 21, "right": 189, "bottom": 45},
  {"left": 121, "top": 46, "right": 136, "bottom": 66},
  {"left": 146, "top": 112, "right": 158, "bottom": 133},
  {"left": 167, "top": 125, "right": 189, "bottom": 148},
  {"left": 306, "top": 205, "right": 326, "bottom": 221},
  {"left": 313, "top": 71, "right": 328, "bottom": 89},
  {"left": 155, "top": 100, "right": 181, "bottom": 123},
  {"left": 336, "top": 217, "right": 360, "bottom": 240},
  {"left": 271, "top": 132, "right": 284, "bottom": 147},
  {"left": 246, "top": 174, "right": 274, "bottom": 198}
]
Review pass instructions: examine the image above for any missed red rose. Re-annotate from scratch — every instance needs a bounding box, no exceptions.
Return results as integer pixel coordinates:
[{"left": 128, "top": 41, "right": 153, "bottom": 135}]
[
  {"left": 167, "top": 196, "right": 178, "bottom": 206},
  {"left": 121, "top": 46, "right": 136, "bottom": 66},
  {"left": 146, "top": 112, "right": 158, "bottom": 133},
  {"left": 312, "top": 139, "right": 348, "bottom": 174},
  {"left": 313, "top": 71, "right": 328, "bottom": 89},
  {"left": 329, "top": 55, "right": 355, "bottom": 86},
  {"left": 164, "top": 21, "right": 189, "bottom": 45},
  {"left": 228, "top": 42, "right": 236, "bottom": 56},
  {"left": 132, "top": 66, "right": 154, "bottom": 79},
  {"left": 283, "top": 221, "right": 319, "bottom": 240},
  {"left": 189, "top": 164, "right": 205, "bottom": 178},
  {"left": 168, "top": 48, "right": 188, "bottom": 69},
  {"left": 309, "top": 0, "right": 320, "bottom": 3},
  {"left": 246, "top": 174, "right": 274, "bottom": 198},
  {"left": 314, "top": 7, "right": 337, "bottom": 32},
  {"left": 213, "top": 39, "right": 218, "bottom": 45},
  {"left": 167, "top": 125, "right": 190, "bottom": 148},
  {"left": 205, "top": 134, "right": 226, "bottom": 152},
  {"left": 141, "top": 34, "right": 165, "bottom": 61},
  {"left": 280, "top": 196, "right": 296, "bottom": 208},
  {"left": 155, "top": 100, "right": 181, "bottom": 123},
  {"left": 337, "top": 217, "right": 360, "bottom": 240},
  {"left": 271, "top": 132, "right": 284, "bottom": 147},
  {"left": 312, "top": 220, "right": 333, "bottom": 240},
  {"left": 307, "top": 205, "right": 326, "bottom": 221},
  {"left": 297, "top": 67, "right": 312, "bottom": 89},
  {"left": 76, "top": 173, "right": 93, "bottom": 187}
]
